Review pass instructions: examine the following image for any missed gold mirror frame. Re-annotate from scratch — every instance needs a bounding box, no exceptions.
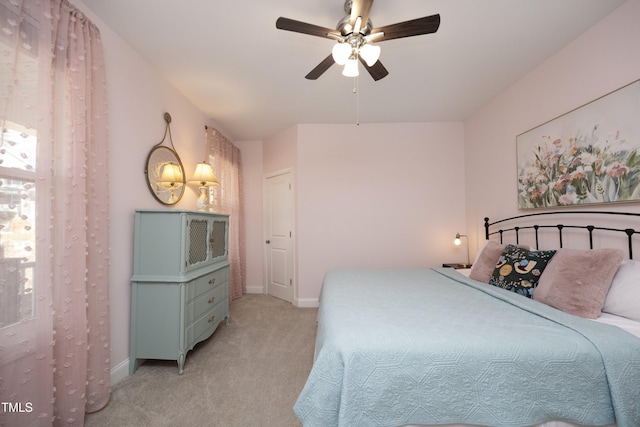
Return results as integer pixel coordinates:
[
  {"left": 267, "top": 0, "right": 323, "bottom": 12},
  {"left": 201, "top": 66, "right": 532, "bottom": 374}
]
[{"left": 144, "top": 113, "right": 186, "bottom": 205}]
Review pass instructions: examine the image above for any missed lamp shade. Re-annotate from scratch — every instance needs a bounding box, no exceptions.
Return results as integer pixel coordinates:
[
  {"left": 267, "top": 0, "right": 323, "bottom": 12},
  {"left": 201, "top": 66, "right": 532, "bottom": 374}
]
[
  {"left": 342, "top": 55, "right": 359, "bottom": 77},
  {"left": 359, "top": 43, "right": 381, "bottom": 67},
  {"left": 188, "top": 162, "right": 219, "bottom": 187},
  {"left": 332, "top": 42, "right": 351, "bottom": 65},
  {"left": 157, "top": 162, "right": 183, "bottom": 187}
]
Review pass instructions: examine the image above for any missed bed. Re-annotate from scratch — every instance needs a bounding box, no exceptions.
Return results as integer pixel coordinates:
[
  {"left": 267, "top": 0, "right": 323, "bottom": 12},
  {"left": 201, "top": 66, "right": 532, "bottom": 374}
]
[{"left": 294, "top": 211, "right": 640, "bottom": 427}]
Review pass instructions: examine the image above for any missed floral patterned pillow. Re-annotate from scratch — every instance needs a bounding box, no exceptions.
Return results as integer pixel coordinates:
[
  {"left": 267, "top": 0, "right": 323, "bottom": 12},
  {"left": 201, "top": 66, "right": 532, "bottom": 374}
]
[{"left": 488, "top": 244, "right": 557, "bottom": 297}]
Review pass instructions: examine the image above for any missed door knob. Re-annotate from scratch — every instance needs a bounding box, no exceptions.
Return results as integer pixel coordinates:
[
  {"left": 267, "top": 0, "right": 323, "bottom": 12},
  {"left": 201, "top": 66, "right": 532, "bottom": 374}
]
[{"left": 266, "top": 240, "right": 271, "bottom": 244}]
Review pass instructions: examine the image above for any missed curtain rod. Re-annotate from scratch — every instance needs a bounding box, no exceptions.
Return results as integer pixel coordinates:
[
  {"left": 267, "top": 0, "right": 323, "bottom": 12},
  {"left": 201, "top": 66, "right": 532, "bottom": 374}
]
[{"left": 205, "top": 125, "right": 219, "bottom": 136}]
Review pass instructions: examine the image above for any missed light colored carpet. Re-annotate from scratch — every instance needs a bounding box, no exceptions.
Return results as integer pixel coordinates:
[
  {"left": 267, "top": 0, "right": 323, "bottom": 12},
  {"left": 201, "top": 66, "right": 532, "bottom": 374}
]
[{"left": 85, "top": 294, "right": 318, "bottom": 427}]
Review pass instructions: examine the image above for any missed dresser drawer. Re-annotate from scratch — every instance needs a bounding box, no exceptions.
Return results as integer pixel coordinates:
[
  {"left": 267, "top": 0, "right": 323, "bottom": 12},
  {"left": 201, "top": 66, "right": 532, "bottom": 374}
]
[
  {"left": 188, "top": 284, "right": 227, "bottom": 321},
  {"left": 185, "top": 302, "right": 228, "bottom": 348},
  {"left": 190, "top": 266, "right": 229, "bottom": 300}
]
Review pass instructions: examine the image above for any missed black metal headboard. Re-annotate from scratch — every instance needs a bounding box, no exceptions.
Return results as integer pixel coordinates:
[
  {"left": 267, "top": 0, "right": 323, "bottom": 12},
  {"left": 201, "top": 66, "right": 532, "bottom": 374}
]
[{"left": 484, "top": 211, "right": 640, "bottom": 259}]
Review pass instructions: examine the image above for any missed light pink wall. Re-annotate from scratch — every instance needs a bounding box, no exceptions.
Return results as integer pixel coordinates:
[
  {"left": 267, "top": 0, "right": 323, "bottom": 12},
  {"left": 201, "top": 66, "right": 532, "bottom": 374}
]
[
  {"left": 296, "top": 122, "right": 466, "bottom": 301},
  {"left": 464, "top": 0, "right": 640, "bottom": 255},
  {"left": 78, "top": 0, "right": 233, "bottom": 384},
  {"left": 234, "top": 140, "right": 264, "bottom": 293},
  {"left": 263, "top": 125, "right": 298, "bottom": 174}
]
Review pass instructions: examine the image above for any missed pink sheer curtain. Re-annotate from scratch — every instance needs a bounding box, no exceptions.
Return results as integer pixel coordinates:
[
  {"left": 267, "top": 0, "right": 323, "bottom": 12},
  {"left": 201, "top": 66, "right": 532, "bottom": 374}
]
[
  {"left": 206, "top": 126, "right": 246, "bottom": 300},
  {"left": 0, "top": 0, "right": 110, "bottom": 425}
]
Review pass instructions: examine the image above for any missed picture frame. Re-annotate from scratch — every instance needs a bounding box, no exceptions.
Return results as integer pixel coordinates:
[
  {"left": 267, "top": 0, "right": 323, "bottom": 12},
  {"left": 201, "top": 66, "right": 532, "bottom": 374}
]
[{"left": 516, "top": 79, "right": 640, "bottom": 209}]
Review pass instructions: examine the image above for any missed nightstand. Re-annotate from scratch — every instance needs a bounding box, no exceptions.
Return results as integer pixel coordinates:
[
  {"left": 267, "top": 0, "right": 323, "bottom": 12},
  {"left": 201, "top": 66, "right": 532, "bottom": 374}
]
[{"left": 442, "top": 263, "right": 472, "bottom": 269}]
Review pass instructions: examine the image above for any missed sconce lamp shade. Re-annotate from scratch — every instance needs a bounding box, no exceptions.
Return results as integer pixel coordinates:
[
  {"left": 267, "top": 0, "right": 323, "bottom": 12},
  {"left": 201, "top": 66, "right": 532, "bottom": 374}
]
[
  {"left": 188, "top": 162, "right": 219, "bottom": 187},
  {"left": 157, "top": 162, "right": 184, "bottom": 187}
]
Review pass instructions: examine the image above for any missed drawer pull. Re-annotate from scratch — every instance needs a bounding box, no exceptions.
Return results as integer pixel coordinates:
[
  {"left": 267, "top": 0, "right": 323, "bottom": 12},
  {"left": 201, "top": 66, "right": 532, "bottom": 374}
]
[
  {"left": 208, "top": 296, "right": 215, "bottom": 304},
  {"left": 208, "top": 315, "right": 216, "bottom": 323},
  {"left": 209, "top": 277, "right": 216, "bottom": 285}
]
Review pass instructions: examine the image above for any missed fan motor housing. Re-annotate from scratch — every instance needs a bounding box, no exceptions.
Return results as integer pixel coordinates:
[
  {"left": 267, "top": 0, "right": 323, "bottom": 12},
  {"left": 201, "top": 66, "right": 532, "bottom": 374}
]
[{"left": 336, "top": 15, "right": 373, "bottom": 36}]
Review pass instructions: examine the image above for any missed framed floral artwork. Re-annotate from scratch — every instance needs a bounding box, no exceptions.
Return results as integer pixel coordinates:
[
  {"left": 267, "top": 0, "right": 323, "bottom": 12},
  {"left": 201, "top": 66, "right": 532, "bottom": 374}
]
[{"left": 517, "top": 79, "right": 640, "bottom": 209}]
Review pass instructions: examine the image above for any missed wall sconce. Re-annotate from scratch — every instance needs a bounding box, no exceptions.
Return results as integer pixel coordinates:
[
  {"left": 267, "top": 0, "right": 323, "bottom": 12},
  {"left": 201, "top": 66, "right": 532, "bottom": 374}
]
[
  {"left": 454, "top": 233, "right": 471, "bottom": 268},
  {"left": 188, "top": 161, "right": 219, "bottom": 211},
  {"left": 156, "top": 162, "right": 184, "bottom": 203}
]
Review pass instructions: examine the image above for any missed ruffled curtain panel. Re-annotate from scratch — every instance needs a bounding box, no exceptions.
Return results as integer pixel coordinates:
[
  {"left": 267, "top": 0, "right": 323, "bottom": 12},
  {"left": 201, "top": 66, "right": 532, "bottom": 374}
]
[
  {"left": 0, "top": 0, "right": 110, "bottom": 425},
  {"left": 206, "top": 127, "right": 246, "bottom": 300}
]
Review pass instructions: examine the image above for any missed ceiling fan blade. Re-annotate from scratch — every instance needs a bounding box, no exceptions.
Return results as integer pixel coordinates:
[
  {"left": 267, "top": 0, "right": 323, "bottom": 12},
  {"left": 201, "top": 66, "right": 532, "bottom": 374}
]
[
  {"left": 350, "top": 0, "right": 374, "bottom": 30},
  {"left": 305, "top": 55, "right": 335, "bottom": 80},
  {"left": 370, "top": 14, "right": 440, "bottom": 42},
  {"left": 359, "top": 56, "right": 388, "bottom": 81},
  {"left": 276, "top": 17, "right": 341, "bottom": 39}
]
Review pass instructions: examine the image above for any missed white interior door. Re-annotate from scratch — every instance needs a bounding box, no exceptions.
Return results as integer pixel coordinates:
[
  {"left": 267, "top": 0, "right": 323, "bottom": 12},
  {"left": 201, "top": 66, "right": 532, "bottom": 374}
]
[{"left": 264, "top": 170, "right": 294, "bottom": 303}]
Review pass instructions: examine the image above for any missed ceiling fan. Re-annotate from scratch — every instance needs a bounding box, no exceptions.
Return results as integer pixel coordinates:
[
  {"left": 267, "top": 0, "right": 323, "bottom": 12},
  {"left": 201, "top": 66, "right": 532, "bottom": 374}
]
[{"left": 275, "top": 0, "right": 440, "bottom": 81}]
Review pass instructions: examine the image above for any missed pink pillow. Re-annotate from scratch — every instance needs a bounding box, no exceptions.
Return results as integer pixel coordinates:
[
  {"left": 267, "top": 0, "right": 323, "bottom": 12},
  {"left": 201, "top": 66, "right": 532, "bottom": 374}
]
[
  {"left": 469, "top": 241, "right": 509, "bottom": 282},
  {"left": 533, "top": 248, "right": 625, "bottom": 319}
]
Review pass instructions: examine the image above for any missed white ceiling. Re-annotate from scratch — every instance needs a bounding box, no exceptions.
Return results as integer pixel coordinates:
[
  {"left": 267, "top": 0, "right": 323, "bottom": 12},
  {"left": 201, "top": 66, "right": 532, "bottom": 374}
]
[{"left": 79, "top": 0, "right": 625, "bottom": 141}]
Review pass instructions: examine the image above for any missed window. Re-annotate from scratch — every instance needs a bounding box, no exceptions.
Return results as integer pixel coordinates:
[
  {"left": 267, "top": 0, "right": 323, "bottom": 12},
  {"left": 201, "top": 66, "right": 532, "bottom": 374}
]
[
  {"left": 0, "top": 122, "right": 36, "bottom": 328},
  {"left": 0, "top": 1, "right": 112, "bottom": 420},
  {"left": 0, "top": 0, "right": 38, "bottom": 330}
]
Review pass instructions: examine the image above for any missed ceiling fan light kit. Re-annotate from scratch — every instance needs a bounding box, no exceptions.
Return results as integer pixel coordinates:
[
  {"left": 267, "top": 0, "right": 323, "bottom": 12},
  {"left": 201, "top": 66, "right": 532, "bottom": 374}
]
[
  {"left": 332, "top": 42, "right": 351, "bottom": 65},
  {"left": 359, "top": 43, "right": 380, "bottom": 67},
  {"left": 276, "top": 0, "right": 440, "bottom": 81},
  {"left": 342, "top": 55, "right": 360, "bottom": 77}
]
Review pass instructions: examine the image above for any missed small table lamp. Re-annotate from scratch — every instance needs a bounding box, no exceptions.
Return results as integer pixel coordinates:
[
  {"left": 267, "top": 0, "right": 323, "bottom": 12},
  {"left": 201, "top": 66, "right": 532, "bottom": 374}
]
[{"left": 188, "top": 162, "right": 219, "bottom": 211}]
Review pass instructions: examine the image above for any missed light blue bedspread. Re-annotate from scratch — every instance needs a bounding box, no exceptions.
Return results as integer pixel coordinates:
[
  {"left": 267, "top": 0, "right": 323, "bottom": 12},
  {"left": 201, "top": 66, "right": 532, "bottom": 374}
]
[{"left": 294, "top": 268, "right": 640, "bottom": 427}]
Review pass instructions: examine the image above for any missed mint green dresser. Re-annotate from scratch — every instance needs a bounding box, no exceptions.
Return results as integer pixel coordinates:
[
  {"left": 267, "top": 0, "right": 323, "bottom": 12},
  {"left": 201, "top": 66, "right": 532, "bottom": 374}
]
[{"left": 130, "top": 209, "right": 230, "bottom": 375}]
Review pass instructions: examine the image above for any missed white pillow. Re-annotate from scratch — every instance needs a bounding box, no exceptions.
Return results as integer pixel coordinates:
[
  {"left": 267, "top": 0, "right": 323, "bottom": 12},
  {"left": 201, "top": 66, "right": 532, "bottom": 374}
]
[{"left": 602, "top": 260, "right": 640, "bottom": 322}]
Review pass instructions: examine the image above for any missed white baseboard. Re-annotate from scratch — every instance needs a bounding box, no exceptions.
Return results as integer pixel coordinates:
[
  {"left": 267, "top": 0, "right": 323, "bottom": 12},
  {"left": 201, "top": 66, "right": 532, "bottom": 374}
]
[
  {"left": 295, "top": 297, "right": 319, "bottom": 308},
  {"left": 245, "top": 287, "right": 317, "bottom": 307},
  {"left": 110, "top": 358, "right": 129, "bottom": 386}
]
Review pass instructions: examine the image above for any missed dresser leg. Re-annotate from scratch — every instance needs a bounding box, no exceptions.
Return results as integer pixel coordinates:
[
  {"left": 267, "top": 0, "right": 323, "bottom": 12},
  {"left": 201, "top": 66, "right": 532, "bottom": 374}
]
[
  {"left": 129, "top": 358, "right": 141, "bottom": 375},
  {"left": 178, "top": 353, "right": 185, "bottom": 375},
  {"left": 225, "top": 315, "right": 230, "bottom": 328}
]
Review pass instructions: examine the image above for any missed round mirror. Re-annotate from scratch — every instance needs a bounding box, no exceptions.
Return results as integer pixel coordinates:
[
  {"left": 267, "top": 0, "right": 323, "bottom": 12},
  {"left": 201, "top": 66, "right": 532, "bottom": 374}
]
[{"left": 145, "top": 145, "right": 186, "bottom": 205}]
